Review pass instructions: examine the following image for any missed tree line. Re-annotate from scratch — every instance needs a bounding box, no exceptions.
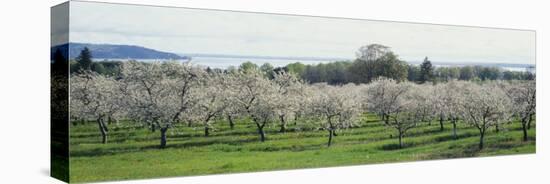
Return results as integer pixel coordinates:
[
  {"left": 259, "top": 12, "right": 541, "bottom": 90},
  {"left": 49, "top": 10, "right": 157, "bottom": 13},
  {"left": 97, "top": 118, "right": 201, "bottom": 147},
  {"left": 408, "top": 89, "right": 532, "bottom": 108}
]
[
  {"left": 282, "top": 46, "right": 535, "bottom": 84},
  {"left": 71, "top": 45, "right": 534, "bottom": 84}
]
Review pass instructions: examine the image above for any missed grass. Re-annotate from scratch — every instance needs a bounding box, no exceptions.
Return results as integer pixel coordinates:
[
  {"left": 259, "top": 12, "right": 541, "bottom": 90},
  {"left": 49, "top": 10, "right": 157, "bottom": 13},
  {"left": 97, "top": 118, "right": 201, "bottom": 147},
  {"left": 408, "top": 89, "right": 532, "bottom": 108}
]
[{"left": 68, "top": 114, "right": 535, "bottom": 183}]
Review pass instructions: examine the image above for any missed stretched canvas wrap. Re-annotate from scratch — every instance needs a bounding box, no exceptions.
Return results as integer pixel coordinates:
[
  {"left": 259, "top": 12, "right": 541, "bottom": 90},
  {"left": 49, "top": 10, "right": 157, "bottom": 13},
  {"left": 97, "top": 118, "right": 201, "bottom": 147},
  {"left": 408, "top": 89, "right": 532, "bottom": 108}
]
[{"left": 51, "top": 1, "right": 536, "bottom": 183}]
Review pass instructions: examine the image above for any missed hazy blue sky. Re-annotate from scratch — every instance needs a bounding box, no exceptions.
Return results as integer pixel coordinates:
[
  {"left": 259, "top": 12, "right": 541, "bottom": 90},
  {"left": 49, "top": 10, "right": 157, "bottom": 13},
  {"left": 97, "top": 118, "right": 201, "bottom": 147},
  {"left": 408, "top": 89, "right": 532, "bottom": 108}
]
[{"left": 66, "top": 1, "right": 535, "bottom": 64}]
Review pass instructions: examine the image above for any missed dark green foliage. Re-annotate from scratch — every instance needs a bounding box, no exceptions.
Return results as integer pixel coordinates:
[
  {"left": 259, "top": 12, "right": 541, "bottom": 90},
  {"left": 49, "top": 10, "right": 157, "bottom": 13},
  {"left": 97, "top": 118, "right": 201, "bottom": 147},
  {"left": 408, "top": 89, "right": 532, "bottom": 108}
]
[
  {"left": 91, "top": 62, "right": 106, "bottom": 74},
  {"left": 97, "top": 61, "right": 123, "bottom": 76},
  {"left": 273, "top": 66, "right": 289, "bottom": 74},
  {"left": 284, "top": 60, "right": 531, "bottom": 85},
  {"left": 70, "top": 60, "right": 122, "bottom": 76},
  {"left": 503, "top": 71, "right": 518, "bottom": 80},
  {"left": 449, "top": 65, "right": 531, "bottom": 81},
  {"left": 260, "top": 63, "right": 275, "bottom": 78},
  {"left": 433, "top": 67, "right": 460, "bottom": 82},
  {"left": 478, "top": 66, "right": 502, "bottom": 80},
  {"left": 239, "top": 61, "right": 259, "bottom": 73},
  {"left": 260, "top": 63, "right": 274, "bottom": 73},
  {"left": 300, "top": 61, "right": 352, "bottom": 84},
  {"left": 459, "top": 66, "right": 475, "bottom": 80},
  {"left": 286, "top": 62, "right": 306, "bottom": 75},
  {"left": 348, "top": 52, "right": 408, "bottom": 83},
  {"left": 52, "top": 48, "right": 68, "bottom": 75},
  {"left": 419, "top": 57, "right": 434, "bottom": 83},
  {"left": 408, "top": 65, "right": 421, "bottom": 82},
  {"left": 69, "top": 60, "right": 79, "bottom": 74},
  {"left": 76, "top": 47, "right": 93, "bottom": 71}
]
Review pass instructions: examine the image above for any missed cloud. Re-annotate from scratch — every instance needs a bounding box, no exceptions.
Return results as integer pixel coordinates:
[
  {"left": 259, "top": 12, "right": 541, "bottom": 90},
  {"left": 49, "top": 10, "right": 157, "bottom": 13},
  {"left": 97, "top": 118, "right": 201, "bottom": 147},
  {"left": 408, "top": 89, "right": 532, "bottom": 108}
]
[{"left": 69, "top": 1, "right": 535, "bottom": 64}]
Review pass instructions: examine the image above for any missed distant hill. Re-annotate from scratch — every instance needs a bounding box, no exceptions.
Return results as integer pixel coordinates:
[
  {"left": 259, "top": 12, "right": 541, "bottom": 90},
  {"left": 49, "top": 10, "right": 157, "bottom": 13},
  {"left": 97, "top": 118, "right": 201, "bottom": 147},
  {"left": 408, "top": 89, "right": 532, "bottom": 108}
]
[{"left": 51, "top": 43, "right": 187, "bottom": 60}]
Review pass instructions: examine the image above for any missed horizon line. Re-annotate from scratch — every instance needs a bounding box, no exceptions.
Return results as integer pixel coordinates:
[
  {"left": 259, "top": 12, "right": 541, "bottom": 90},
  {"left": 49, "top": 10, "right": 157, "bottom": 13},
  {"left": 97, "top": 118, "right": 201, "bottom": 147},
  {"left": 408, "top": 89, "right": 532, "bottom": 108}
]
[{"left": 53, "top": 42, "right": 536, "bottom": 66}]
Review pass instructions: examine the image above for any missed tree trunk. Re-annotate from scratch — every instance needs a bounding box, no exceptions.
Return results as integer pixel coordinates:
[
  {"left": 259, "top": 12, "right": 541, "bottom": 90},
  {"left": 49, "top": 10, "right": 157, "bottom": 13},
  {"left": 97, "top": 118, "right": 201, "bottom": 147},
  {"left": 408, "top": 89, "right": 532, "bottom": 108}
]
[
  {"left": 495, "top": 124, "right": 500, "bottom": 133},
  {"left": 452, "top": 121, "right": 457, "bottom": 140},
  {"left": 527, "top": 113, "right": 534, "bottom": 129},
  {"left": 204, "top": 126, "right": 210, "bottom": 137},
  {"left": 228, "top": 115, "right": 235, "bottom": 130},
  {"left": 522, "top": 119, "right": 528, "bottom": 141},
  {"left": 256, "top": 123, "right": 266, "bottom": 142},
  {"left": 327, "top": 129, "right": 334, "bottom": 147},
  {"left": 107, "top": 116, "right": 112, "bottom": 125},
  {"left": 101, "top": 119, "right": 109, "bottom": 132},
  {"left": 279, "top": 115, "right": 286, "bottom": 133},
  {"left": 160, "top": 127, "right": 168, "bottom": 149},
  {"left": 150, "top": 123, "right": 156, "bottom": 132},
  {"left": 439, "top": 115, "right": 444, "bottom": 131},
  {"left": 478, "top": 128, "right": 485, "bottom": 150},
  {"left": 398, "top": 132, "right": 403, "bottom": 149},
  {"left": 97, "top": 118, "right": 107, "bottom": 144}
]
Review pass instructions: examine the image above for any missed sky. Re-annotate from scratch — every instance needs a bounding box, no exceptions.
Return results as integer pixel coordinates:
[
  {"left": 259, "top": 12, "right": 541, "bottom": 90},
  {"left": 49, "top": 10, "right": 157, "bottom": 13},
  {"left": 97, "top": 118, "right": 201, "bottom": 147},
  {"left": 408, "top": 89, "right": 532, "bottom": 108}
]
[{"left": 63, "top": 1, "right": 536, "bottom": 64}]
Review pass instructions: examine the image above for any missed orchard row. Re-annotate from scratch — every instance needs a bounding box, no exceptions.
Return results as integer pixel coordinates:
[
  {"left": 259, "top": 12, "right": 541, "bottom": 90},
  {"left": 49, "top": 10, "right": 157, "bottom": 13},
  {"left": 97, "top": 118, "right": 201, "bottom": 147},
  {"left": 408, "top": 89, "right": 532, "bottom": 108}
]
[{"left": 70, "top": 61, "right": 535, "bottom": 149}]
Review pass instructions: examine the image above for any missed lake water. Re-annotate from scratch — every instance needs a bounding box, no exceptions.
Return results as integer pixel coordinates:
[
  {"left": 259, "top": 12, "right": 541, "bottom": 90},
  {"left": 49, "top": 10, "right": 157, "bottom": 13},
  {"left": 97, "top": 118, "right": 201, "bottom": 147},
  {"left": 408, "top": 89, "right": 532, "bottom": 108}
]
[{"left": 418, "top": 64, "right": 535, "bottom": 73}]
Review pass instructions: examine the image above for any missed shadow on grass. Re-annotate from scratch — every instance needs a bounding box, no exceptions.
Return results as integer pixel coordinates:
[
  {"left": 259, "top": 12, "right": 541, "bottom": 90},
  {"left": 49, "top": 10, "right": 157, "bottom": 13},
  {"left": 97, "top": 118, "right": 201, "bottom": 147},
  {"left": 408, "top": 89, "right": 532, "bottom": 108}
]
[
  {"left": 434, "top": 132, "right": 476, "bottom": 142},
  {"left": 378, "top": 131, "right": 478, "bottom": 151},
  {"left": 426, "top": 136, "right": 533, "bottom": 159},
  {"left": 70, "top": 137, "right": 260, "bottom": 157},
  {"left": 379, "top": 142, "right": 418, "bottom": 150},
  {"left": 357, "top": 121, "right": 385, "bottom": 128},
  {"left": 405, "top": 128, "right": 446, "bottom": 138},
  {"left": 247, "top": 143, "right": 327, "bottom": 152},
  {"left": 435, "top": 144, "right": 481, "bottom": 158}
]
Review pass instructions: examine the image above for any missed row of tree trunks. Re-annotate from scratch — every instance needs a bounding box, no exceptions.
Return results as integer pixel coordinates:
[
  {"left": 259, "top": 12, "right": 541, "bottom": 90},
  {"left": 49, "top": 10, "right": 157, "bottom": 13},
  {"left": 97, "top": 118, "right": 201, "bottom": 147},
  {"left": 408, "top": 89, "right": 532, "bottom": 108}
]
[{"left": 147, "top": 112, "right": 531, "bottom": 149}]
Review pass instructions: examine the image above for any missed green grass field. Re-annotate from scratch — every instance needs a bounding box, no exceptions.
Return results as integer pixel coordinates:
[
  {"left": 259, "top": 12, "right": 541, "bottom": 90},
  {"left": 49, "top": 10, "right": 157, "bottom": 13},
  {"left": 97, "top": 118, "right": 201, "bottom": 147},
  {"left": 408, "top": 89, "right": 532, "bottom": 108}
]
[{"left": 69, "top": 114, "right": 535, "bottom": 183}]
